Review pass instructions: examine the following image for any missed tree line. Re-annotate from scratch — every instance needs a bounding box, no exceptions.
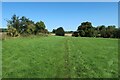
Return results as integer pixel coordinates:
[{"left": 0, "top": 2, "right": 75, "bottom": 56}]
[
  {"left": 6, "top": 14, "right": 48, "bottom": 37},
  {"left": 6, "top": 15, "right": 120, "bottom": 38},
  {"left": 52, "top": 22, "right": 120, "bottom": 38},
  {"left": 77, "top": 22, "right": 120, "bottom": 38}
]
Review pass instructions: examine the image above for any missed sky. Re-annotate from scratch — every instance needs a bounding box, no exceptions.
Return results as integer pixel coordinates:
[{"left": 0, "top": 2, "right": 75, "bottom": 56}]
[
  {"left": 1, "top": 0, "right": 119, "bottom": 2},
  {"left": 1, "top": 2, "right": 118, "bottom": 31}
]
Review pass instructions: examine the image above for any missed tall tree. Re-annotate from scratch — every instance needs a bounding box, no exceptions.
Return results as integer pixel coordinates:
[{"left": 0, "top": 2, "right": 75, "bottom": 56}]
[
  {"left": 106, "top": 25, "right": 116, "bottom": 38},
  {"left": 98, "top": 25, "right": 107, "bottom": 37},
  {"left": 77, "top": 22, "right": 93, "bottom": 31},
  {"left": 35, "top": 21, "right": 46, "bottom": 34},
  {"left": 36, "top": 21, "right": 46, "bottom": 30},
  {"left": 7, "top": 14, "right": 20, "bottom": 32},
  {"left": 77, "top": 22, "right": 95, "bottom": 37}
]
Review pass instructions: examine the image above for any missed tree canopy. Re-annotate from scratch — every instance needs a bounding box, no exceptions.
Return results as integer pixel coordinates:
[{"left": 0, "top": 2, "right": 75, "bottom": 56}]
[
  {"left": 7, "top": 15, "right": 48, "bottom": 37},
  {"left": 6, "top": 15, "right": 119, "bottom": 38},
  {"left": 77, "top": 22, "right": 119, "bottom": 38},
  {"left": 55, "top": 27, "right": 65, "bottom": 36}
]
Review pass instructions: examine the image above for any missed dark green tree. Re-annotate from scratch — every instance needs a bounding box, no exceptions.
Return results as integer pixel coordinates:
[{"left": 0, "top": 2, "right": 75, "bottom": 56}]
[
  {"left": 55, "top": 27, "right": 65, "bottom": 36},
  {"left": 116, "top": 28, "right": 120, "bottom": 38},
  {"left": 52, "top": 29, "right": 56, "bottom": 33},
  {"left": 19, "top": 16, "right": 35, "bottom": 34},
  {"left": 77, "top": 22, "right": 95, "bottom": 37},
  {"left": 106, "top": 25, "right": 116, "bottom": 38},
  {"left": 98, "top": 25, "right": 107, "bottom": 37},
  {"left": 79, "top": 30, "right": 85, "bottom": 37},
  {"left": 77, "top": 21, "right": 92, "bottom": 31},
  {"left": 35, "top": 21, "right": 46, "bottom": 34}
]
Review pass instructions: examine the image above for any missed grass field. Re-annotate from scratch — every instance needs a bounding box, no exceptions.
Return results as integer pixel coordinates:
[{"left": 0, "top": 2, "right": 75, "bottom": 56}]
[
  {"left": 2, "top": 36, "right": 118, "bottom": 78},
  {"left": 0, "top": 39, "right": 2, "bottom": 79}
]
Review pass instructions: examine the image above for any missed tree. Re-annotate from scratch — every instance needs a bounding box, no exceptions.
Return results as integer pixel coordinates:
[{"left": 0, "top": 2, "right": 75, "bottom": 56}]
[
  {"left": 77, "top": 22, "right": 119, "bottom": 38},
  {"left": 20, "top": 16, "right": 35, "bottom": 34},
  {"left": 77, "top": 21, "right": 93, "bottom": 31},
  {"left": 35, "top": 21, "right": 46, "bottom": 34},
  {"left": 79, "top": 30, "right": 85, "bottom": 37},
  {"left": 99, "top": 25, "right": 106, "bottom": 31},
  {"left": 7, "top": 15, "right": 36, "bottom": 36},
  {"left": 7, "top": 15, "right": 49, "bottom": 37},
  {"left": 106, "top": 25, "right": 116, "bottom": 38},
  {"left": 7, "top": 14, "right": 21, "bottom": 32},
  {"left": 55, "top": 27, "right": 65, "bottom": 36},
  {"left": 94, "top": 30, "right": 98, "bottom": 37},
  {"left": 85, "top": 28, "right": 95, "bottom": 37},
  {"left": 52, "top": 29, "right": 56, "bottom": 33},
  {"left": 116, "top": 28, "right": 120, "bottom": 38},
  {"left": 111, "top": 27, "right": 120, "bottom": 38},
  {"left": 98, "top": 25, "right": 107, "bottom": 37},
  {"left": 77, "top": 22, "right": 95, "bottom": 37}
]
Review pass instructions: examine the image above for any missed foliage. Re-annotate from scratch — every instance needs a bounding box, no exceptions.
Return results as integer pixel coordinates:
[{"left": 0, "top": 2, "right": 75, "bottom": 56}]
[
  {"left": 7, "top": 26, "right": 19, "bottom": 37},
  {"left": 77, "top": 22, "right": 95, "bottom": 37},
  {"left": 114, "top": 28, "right": 120, "bottom": 38},
  {"left": 35, "top": 21, "right": 46, "bottom": 34},
  {"left": 72, "top": 31, "right": 79, "bottom": 37},
  {"left": 9, "top": 15, "right": 20, "bottom": 31},
  {"left": 79, "top": 30, "right": 85, "bottom": 37},
  {"left": 78, "top": 22, "right": 92, "bottom": 30},
  {"left": 6, "top": 15, "right": 119, "bottom": 38},
  {"left": 77, "top": 22, "right": 119, "bottom": 38},
  {"left": 28, "top": 24, "right": 36, "bottom": 34},
  {"left": 7, "top": 15, "right": 48, "bottom": 37},
  {"left": 36, "top": 21, "right": 46, "bottom": 29},
  {"left": 55, "top": 27, "right": 65, "bottom": 36},
  {"left": 52, "top": 29, "right": 56, "bottom": 33}
]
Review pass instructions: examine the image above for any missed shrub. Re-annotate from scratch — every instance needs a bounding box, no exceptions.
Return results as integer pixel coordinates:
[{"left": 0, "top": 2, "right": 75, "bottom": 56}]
[
  {"left": 72, "top": 31, "right": 79, "bottom": 37},
  {"left": 7, "top": 26, "right": 19, "bottom": 37},
  {"left": 55, "top": 27, "right": 65, "bottom": 36}
]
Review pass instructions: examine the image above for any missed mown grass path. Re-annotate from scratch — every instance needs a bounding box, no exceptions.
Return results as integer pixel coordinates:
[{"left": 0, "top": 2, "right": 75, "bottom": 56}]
[
  {"left": 2, "top": 36, "right": 118, "bottom": 78},
  {"left": 64, "top": 38, "right": 71, "bottom": 78},
  {"left": 0, "top": 40, "right": 2, "bottom": 79}
]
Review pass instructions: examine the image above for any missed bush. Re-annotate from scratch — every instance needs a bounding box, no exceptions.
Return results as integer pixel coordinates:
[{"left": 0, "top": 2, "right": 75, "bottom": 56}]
[
  {"left": 41, "top": 29, "right": 49, "bottom": 34},
  {"left": 72, "top": 31, "right": 79, "bottom": 37},
  {"left": 55, "top": 27, "right": 65, "bottom": 36},
  {"left": 7, "top": 26, "right": 19, "bottom": 37}
]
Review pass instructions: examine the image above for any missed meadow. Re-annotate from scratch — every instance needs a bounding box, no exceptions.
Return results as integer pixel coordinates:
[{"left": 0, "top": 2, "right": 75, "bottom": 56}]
[
  {"left": 0, "top": 39, "right": 2, "bottom": 79},
  {"left": 2, "top": 36, "right": 118, "bottom": 78}
]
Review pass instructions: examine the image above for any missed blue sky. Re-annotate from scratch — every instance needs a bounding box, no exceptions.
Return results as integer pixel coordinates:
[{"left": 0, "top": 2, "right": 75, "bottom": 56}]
[{"left": 1, "top": 2, "right": 118, "bottom": 31}]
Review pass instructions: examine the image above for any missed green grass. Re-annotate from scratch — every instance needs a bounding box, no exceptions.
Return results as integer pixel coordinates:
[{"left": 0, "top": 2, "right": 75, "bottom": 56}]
[
  {"left": 0, "top": 40, "right": 2, "bottom": 79},
  {"left": 2, "top": 36, "right": 118, "bottom": 78}
]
